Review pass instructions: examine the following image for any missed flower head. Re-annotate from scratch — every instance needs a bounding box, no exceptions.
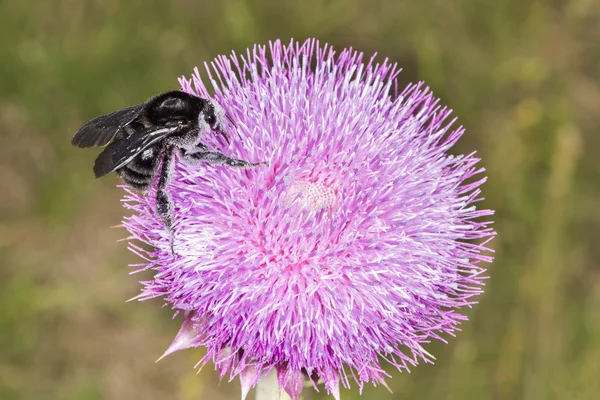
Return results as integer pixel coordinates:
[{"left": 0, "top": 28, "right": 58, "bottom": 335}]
[{"left": 123, "top": 39, "right": 495, "bottom": 399}]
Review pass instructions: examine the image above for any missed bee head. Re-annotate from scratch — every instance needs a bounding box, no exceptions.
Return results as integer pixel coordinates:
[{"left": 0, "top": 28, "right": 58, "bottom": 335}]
[
  {"left": 199, "top": 100, "right": 230, "bottom": 144},
  {"left": 200, "top": 100, "right": 225, "bottom": 129},
  {"left": 202, "top": 107, "right": 217, "bottom": 129}
]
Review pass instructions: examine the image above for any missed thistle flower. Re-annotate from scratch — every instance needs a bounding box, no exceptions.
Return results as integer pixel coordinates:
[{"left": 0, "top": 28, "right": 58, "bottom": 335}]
[{"left": 123, "top": 38, "right": 495, "bottom": 399}]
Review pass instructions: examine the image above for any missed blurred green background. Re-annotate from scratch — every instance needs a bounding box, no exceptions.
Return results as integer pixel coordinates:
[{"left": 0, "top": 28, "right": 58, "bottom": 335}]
[{"left": 1, "top": 0, "right": 599, "bottom": 399}]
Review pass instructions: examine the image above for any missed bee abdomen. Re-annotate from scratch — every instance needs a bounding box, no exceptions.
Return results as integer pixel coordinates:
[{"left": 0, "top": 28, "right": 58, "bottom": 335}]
[
  {"left": 117, "top": 165, "right": 154, "bottom": 192},
  {"left": 116, "top": 145, "right": 162, "bottom": 192}
]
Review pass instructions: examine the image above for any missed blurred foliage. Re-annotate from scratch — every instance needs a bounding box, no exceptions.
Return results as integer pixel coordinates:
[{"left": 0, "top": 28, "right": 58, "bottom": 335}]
[{"left": 1, "top": 0, "right": 599, "bottom": 399}]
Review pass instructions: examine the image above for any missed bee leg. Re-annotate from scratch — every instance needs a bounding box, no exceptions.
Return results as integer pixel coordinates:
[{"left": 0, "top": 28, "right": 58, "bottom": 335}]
[
  {"left": 181, "top": 150, "right": 267, "bottom": 168},
  {"left": 156, "top": 146, "right": 176, "bottom": 255}
]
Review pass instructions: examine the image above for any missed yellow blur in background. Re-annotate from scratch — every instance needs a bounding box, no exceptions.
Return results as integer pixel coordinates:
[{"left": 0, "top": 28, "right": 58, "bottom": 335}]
[{"left": 1, "top": 1, "right": 599, "bottom": 399}]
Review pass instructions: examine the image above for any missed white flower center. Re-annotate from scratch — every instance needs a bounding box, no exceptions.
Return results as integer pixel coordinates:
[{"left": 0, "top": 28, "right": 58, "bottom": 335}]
[{"left": 284, "top": 179, "right": 337, "bottom": 211}]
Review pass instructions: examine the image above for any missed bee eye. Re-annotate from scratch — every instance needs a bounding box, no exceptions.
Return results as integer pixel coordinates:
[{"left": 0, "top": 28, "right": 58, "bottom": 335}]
[{"left": 205, "top": 113, "right": 217, "bottom": 127}]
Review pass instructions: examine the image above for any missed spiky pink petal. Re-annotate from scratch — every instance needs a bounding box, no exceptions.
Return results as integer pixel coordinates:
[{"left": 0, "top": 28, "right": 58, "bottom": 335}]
[
  {"left": 156, "top": 311, "right": 199, "bottom": 362},
  {"left": 276, "top": 365, "right": 305, "bottom": 400},
  {"left": 239, "top": 365, "right": 262, "bottom": 400}
]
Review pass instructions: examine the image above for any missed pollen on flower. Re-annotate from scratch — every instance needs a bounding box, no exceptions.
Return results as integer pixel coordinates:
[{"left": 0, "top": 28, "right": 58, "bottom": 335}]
[{"left": 284, "top": 179, "right": 338, "bottom": 212}]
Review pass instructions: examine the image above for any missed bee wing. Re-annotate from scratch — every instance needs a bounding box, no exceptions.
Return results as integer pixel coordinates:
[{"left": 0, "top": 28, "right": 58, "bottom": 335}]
[
  {"left": 71, "top": 104, "right": 143, "bottom": 148},
  {"left": 93, "top": 126, "right": 178, "bottom": 178}
]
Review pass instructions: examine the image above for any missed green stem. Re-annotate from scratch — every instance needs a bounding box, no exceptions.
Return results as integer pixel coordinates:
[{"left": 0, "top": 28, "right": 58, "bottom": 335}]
[{"left": 255, "top": 369, "right": 292, "bottom": 400}]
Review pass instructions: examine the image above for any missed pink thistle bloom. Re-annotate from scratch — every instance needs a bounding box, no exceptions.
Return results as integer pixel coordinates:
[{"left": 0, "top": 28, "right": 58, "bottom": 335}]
[{"left": 123, "top": 39, "right": 495, "bottom": 399}]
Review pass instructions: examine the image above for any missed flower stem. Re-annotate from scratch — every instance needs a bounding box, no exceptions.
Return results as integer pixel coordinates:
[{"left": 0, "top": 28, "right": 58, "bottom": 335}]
[{"left": 255, "top": 369, "right": 292, "bottom": 400}]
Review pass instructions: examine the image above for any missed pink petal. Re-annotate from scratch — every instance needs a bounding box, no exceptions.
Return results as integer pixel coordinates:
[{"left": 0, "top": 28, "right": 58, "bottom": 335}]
[{"left": 325, "top": 374, "right": 341, "bottom": 400}]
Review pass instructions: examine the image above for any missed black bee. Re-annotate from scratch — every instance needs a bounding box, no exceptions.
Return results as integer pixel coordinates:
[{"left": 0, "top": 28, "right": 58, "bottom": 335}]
[{"left": 72, "top": 91, "right": 265, "bottom": 252}]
